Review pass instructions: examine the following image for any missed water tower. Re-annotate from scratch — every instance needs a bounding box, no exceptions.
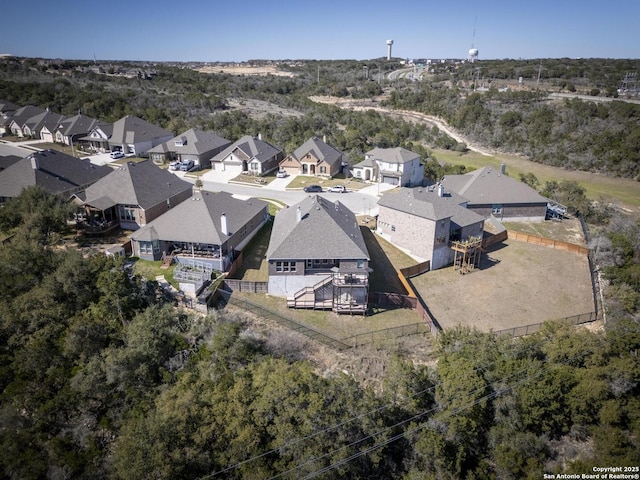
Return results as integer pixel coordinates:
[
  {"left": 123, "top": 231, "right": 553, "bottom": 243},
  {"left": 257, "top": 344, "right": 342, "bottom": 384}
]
[
  {"left": 468, "top": 48, "right": 479, "bottom": 63},
  {"left": 386, "top": 39, "right": 394, "bottom": 60}
]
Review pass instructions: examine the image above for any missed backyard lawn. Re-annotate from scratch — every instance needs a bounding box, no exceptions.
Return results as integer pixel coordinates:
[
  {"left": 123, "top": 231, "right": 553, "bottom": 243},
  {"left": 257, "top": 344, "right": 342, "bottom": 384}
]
[{"left": 227, "top": 219, "right": 426, "bottom": 341}]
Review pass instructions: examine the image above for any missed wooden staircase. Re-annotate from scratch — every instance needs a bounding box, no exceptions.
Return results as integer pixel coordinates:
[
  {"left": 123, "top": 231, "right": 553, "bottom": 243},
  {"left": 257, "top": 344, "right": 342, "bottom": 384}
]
[
  {"left": 160, "top": 251, "right": 175, "bottom": 269},
  {"left": 287, "top": 275, "right": 334, "bottom": 309}
]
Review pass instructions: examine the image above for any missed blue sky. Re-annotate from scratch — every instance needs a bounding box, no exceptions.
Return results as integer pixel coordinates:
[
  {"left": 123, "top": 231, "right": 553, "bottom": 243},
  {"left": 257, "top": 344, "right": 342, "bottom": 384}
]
[{"left": 2, "top": 0, "right": 638, "bottom": 61}]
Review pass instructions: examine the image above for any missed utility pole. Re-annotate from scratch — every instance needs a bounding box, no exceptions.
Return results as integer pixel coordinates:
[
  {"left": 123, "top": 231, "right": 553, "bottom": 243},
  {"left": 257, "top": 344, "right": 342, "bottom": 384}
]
[{"left": 536, "top": 62, "right": 542, "bottom": 88}]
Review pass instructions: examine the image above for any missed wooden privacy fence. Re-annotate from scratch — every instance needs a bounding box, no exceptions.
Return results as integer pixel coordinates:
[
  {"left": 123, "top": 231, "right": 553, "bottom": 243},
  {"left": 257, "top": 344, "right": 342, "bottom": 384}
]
[
  {"left": 507, "top": 230, "right": 589, "bottom": 255},
  {"left": 400, "top": 260, "right": 430, "bottom": 279},
  {"left": 224, "top": 279, "right": 268, "bottom": 294}
]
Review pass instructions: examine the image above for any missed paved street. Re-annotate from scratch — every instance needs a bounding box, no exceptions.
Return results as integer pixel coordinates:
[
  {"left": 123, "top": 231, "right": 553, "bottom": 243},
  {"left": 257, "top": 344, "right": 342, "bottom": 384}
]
[
  {"left": 1, "top": 137, "right": 393, "bottom": 216},
  {"left": 199, "top": 174, "right": 395, "bottom": 216}
]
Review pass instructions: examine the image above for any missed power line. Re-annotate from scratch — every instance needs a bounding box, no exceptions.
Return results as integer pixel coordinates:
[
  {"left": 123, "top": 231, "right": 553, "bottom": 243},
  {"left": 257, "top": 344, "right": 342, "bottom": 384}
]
[
  {"left": 200, "top": 332, "right": 577, "bottom": 479},
  {"left": 271, "top": 353, "right": 542, "bottom": 480},
  {"left": 299, "top": 347, "right": 593, "bottom": 479}
]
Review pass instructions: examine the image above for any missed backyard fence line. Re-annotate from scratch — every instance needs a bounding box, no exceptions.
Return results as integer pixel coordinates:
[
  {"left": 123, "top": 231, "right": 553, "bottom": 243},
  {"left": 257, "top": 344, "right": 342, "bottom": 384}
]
[
  {"left": 224, "top": 279, "right": 269, "bottom": 294},
  {"left": 493, "top": 311, "right": 598, "bottom": 338},
  {"left": 400, "top": 261, "right": 430, "bottom": 279},
  {"left": 342, "top": 322, "right": 430, "bottom": 348},
  {"left": 227, "top": 296, "right": 350, "bottom": 350},
  {"left": 226, "top": 296, "right": 431, "bottom": 350},
  {"left": 507, "top": 230, "right": 589, "bottom": 255}
]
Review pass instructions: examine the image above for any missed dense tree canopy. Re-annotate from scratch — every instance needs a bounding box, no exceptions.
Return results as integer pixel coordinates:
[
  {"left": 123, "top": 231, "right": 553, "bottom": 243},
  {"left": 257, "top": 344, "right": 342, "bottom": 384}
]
[{"left": 0, "top": 188, "right": 638, "bottom": 478}]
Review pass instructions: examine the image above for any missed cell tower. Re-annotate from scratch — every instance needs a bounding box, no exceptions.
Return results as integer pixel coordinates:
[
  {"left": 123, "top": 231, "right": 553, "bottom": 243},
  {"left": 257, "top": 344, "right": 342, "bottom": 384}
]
[
  {"left": 386, "top": 39, "right": 394, "bottom": 60},
  {"left": 468, "top": 17, "right": 479, "bottom": 63}
]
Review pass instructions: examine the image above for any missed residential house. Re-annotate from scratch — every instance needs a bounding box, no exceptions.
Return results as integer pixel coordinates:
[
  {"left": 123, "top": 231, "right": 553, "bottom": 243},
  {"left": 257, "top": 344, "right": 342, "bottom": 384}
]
[
  {"left": 351, "top": 147, "right": 424, "bottom": 187},
  {"left": 108, "top": 115, "right": 173, "bottom": 157},
  {"left": 78, "top": 123, "right": 113, "bottom": 153},
  {"left": 279, "top": 136, "right": 343, "bottom": 178},
  {"left": 267, "top": 195, "right": 371, "bottom": 314},
  {"left": 0, "top": 100, "right": 18, "bottom": 116},
  {"left": 23, "top": 110, "right": 66, "bottom": 141},
  {"left": 377, "top": 185, "right": 485, "bottom": 270},
  {"left": 0, "top": 155, "right": 21, "bottom": 171},
  {"left": 211, "top": 134, "right": 284, "bottom": 175},
  {"left": 148, "top": 128, "right": 232, "bottom": 168},
  {"left": 0, "top": 149, "right": 112, "bottom": 203},
  {"left": 78, "top": 160, "right": 192, "bottom": 234},
  {"left": 440, "top": 165, "right": 551, "bottom": 221},
  {"left": 130, "top": 190, "right": 269, "bottom": 273},
  {"left": 7, "top": 105, "right": 47, "bottom": 137},
  {"left": 0, "top": 100, "right": 19, "bottom": 136},
  {"left": 54, "top": 114, "right": 102, "bottom": 147}
]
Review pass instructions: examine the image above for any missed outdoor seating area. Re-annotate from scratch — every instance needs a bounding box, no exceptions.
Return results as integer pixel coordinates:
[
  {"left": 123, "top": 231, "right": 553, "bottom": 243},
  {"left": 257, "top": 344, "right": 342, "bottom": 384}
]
[{"left": 170, "top": 243, "right": 222, "bottom": 258}]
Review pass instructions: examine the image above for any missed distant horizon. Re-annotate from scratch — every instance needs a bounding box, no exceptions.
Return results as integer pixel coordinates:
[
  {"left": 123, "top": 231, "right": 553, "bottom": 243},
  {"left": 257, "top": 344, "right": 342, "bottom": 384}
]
[
  {"left": 3, "top": 54, "right": 638, "bottom": 63},
  {"left": 2, "top": 0, "right": 639, "bottom": 62}
]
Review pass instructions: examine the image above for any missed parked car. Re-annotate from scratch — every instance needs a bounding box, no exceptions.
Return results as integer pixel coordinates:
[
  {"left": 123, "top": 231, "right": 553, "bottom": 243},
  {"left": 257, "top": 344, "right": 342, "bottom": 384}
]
[
  {"left": 276, "top": 170, "right": 288, "bottom": 178},
  {"left": 109, "top": 151, "right": 124, "bottom": 159},
  {"left": 328, "top": 185, "right": 347, "bottom": 193},
  {"left": 179, "top": 160, "right": 195, "bottom": 171},
  {"left": 303, "top": 184, "right": 323, "bottom": 193},
  {"left": 169, "top": 160, "right": 181, "bottom": 170}
]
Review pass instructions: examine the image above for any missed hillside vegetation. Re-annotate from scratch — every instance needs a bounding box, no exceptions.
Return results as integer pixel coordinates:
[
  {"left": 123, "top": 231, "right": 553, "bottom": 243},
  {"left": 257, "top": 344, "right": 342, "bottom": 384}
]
[
  {"left": 1, "top": 58, "right": 639, "bottom": 478},
  {"left": 0, "top": 188, "right": 637, "bottom": 478}
]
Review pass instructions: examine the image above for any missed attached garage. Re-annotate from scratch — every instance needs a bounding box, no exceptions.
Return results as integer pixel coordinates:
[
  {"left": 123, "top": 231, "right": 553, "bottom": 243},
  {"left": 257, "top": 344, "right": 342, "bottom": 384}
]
[{"left": 382, "top": 175, "right": 400, "bottom": 185}]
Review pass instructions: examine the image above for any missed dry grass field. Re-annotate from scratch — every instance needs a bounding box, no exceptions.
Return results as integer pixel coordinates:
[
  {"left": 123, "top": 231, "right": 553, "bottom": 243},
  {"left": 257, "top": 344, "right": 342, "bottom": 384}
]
[{"left": 410, "top": 238, "right": 595, "bottom": 333}]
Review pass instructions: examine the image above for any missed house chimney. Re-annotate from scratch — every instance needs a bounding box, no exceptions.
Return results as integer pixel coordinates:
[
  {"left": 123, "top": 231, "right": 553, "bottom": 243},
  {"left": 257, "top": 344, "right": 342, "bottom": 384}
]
[
  {"left": 296, "top": 206, "right": 302, "bottom": 223},
  {"left": 500, "top": 162, "right": 506, "bottom": 175},
  {"left": 221, "top": 213, "right": 229, "bottom": 235},
  {"left": 437, "top": 183, "right": 444, "bottom": 197}
]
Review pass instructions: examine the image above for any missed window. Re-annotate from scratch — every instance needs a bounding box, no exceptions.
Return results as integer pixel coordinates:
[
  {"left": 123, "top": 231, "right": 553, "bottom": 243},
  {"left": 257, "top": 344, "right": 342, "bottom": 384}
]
[
  {"left": 320, "top": 166, "right": 326, "bottom": 173},
  {"left": 140, "top": 241, "right": 152, "bottom": 254},
  {"left": 119, "top": 206, "right": 136, "bottom": 221},
  {"left": 276, "top": 261, "right": 296, "bottom": 272},
  {"left": 357, "top": 259, "right": 364, "bottom": 269},
  {"left": 436, "top": 236, "right": 446, "bottom": 245},
  {"left": 249, "top": 162, "right": 259, "bottom": 171},
  {"left": 391, "top": 225, "right": 396, "bottom": 232},
  {"left": 492, "top": 204, "right": 503, "bottom": 215}
]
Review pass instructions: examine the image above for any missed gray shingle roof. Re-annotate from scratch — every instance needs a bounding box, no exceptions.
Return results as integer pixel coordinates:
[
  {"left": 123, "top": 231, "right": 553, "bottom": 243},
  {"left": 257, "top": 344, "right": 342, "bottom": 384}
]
[
  {"left": 109, "top": 115, "right": 172, "bottom": 145},
  {"left": 365, "top": 147, "right": 420, "bottom": 164},
  {"left": 148, "top": 128, "right": 231, "bottom": 155},
  {"left": 213, "top": 135, "right": 283, "bottom": 164},
  {"left": 267, "top": 195, "right": 369, "bottom": 261},
  {"left": 82, "top": 160, "right": 192, "bottom": 210},
  {"left": 0, "top": 100, "right": 19, "bottom": 114},
  {"left": 55, "top": 114, "right": 101, "bottom": 137},
  {"left": 290, "top": 137, "right": 342, "bottom": 167},
  {"left": 441, "top": 166, "right": 549, "bottom": 205},
  {"left": 0, "top": 149, "right": 112, "bottom": 198},
  {"left": 25, "top": 110, "right": 66, "bottom": 135},
  {"left": 378, "top": 186, "right": 485, "bottom": 228},
  {"left": 130, "top": 190, "right": 268, "bottom": 244},
  {"left": 4, "top": 105, "right": 46, "bottom": 128}
]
